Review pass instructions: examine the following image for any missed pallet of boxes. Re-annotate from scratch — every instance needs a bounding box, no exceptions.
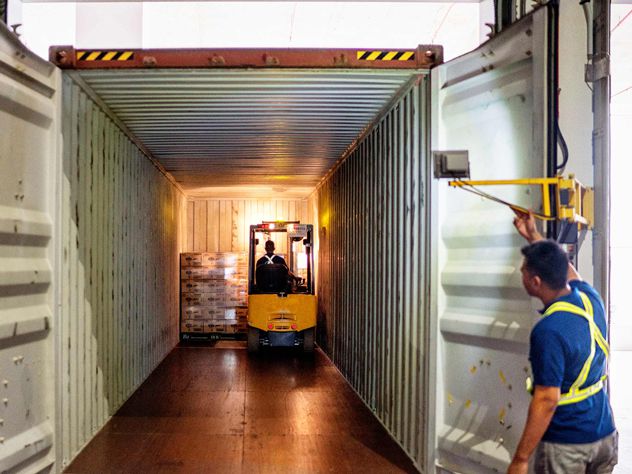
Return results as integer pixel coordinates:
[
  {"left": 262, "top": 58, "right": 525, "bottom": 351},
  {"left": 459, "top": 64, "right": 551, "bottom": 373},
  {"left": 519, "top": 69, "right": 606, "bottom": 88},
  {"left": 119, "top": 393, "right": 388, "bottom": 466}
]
[{"left": 180, "top": 252, "right": 249, "bottom": 339}]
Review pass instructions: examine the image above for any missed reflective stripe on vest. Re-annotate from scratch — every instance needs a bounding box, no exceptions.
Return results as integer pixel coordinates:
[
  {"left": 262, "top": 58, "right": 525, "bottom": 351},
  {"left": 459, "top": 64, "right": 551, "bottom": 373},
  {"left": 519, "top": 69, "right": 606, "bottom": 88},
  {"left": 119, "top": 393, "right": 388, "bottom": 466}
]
[
  {"left": 542, "top": 291, "right": 610, "bottom": 406},
  {"left": 264, "top": 255, "right": 275, "bottom": 264}
]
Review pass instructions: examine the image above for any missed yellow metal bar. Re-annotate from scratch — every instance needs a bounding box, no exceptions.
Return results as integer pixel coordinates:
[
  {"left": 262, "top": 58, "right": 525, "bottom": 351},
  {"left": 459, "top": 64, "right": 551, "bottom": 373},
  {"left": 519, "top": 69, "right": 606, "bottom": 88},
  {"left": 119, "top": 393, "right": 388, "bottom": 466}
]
[
  {"left": 449, "top": 178, "right": 559, "bottom": 187},
  {"left": 447, "top": 175, "right": 593, "bottom": 229},
  {"left": 542, "top": 183, "right": 551, "bottom": 218}
]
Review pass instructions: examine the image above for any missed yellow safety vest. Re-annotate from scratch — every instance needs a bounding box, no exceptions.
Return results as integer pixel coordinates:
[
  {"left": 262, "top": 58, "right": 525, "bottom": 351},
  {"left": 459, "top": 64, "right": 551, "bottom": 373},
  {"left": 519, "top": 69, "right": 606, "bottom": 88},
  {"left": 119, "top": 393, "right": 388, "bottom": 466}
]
[{"left": 528, "top": 291, "right": 610, "bottom": 406}]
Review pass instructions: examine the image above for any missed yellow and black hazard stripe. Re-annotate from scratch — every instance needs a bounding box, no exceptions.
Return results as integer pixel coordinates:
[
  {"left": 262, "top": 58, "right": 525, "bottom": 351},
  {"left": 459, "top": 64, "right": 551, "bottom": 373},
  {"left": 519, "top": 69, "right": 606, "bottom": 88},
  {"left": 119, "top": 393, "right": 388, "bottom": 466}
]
[
  {"left": 76, "top": 51, "right": 135, "bottom": 62},
  {"left": 356, "top": 50, "right": 415, "bottom": 61}
]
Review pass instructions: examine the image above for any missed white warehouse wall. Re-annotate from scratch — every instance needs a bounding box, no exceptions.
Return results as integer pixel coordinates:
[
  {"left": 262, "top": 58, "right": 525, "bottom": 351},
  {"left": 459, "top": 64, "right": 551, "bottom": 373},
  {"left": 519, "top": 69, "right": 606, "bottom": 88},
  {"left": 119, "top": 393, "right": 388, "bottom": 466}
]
[
  {"left": 610, "top": 5, "right": 632, "bottom": 472},
  {"left": 16, "top": 2, "right": 481, "bottom": 62},
  {"left": 610, "top": 5, "right": 632, "bottom": 350}
]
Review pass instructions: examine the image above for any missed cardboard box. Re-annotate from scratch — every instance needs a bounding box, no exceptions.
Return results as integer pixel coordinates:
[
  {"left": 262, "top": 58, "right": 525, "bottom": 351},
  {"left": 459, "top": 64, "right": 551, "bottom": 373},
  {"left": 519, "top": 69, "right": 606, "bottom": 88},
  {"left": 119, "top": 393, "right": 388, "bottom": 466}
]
[
  {"left": 221, "top": 308, "right": 236, "bottom": 320},
  {"left": 180, "top": 289, "right": 204, "bottom": 299},
  {"left": 203, "top": 321, "right": 227, "bottom": 333},
  {"left": 181, "top": 280, "right": 206, "bottom": 293},
  {"left": 181, "top": 306, "right": 207, "bottom": 319},
  {"left": 181, "top": 266, "right": 208, "bottom": 280},
  {"left": 181, "top": 300, "right": 247, "bottom": 315},
  {"left": 181, "top": 305, "right": 239, "bottom": 319},
  {"left": 224, "top": 293, "right": 247, "bottom": 305},
  {"left": 202, "top": 319, "right": 241, "bottom": 333},
  {"left": 225, "top": 279, "right": 247, "bottom": 290},
  {"left": 183, "top": 284, "right": 248, "bottom": 297},
  {"left": 197, "top": 286, "right": 245, "bottom": 299},
  {"left": 181, "top": 253, "right": 205, "bottom": 267},
  {"left": 181, "top": 267, "right": 244, "bottom": 281},
  {"left": 197, "top": 267, "right": 229, "bottom": 279},
  {"left": 182, "top": 294, "right": 228, "bottom": 306},
  {"left": 204, "top": 281, "right": 233, "bottom": 291},
  {"left": 203, "top": 294, "right": 227, "bottom": 305},
  {"left": 210, "top": 308, "right": 235, "bottom": 319},
  {"left": 203, "top": 253, "right": 236, "bottom": 267},
  {"left": 181, "top": 320, "right": 204, "bottom": 333},
  {"left": 182, "top": 295, "right": 204, "bottom": 306},
  {"left": 181, "top": 252, "right": 251, "bottom": 334}
]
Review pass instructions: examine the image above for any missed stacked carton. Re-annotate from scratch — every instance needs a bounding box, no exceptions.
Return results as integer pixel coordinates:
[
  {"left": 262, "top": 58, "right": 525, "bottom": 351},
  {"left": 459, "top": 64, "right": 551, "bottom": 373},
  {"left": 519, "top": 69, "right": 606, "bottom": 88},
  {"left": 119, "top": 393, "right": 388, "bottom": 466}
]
[{"left": 180, "top": 252, "right": 249, "bottom": 335}]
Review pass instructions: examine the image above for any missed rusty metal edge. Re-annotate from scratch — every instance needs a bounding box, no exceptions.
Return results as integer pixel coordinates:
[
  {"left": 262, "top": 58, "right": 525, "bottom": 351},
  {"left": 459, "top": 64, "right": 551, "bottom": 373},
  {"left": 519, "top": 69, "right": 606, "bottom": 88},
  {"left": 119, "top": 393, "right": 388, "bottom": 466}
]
[{"left": 49, "top": 45, "right": 443, "bottom": 70}]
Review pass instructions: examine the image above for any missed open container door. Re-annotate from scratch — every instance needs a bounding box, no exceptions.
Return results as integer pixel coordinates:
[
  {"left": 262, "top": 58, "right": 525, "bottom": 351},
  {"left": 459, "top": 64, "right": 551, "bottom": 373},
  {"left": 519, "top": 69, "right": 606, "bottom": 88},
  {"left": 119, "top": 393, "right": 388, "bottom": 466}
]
[
  {"left": 0, "top": 23, "right": 60, "bottom": 472},
  {"left": 429, "top": 6, "right": 551, "bottom": 473}
]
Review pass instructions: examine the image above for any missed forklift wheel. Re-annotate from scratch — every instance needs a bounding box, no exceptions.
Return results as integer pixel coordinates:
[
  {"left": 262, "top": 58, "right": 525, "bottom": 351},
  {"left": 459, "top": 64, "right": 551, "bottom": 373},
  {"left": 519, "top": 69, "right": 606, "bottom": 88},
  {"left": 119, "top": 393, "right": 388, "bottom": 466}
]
[
  {"left": 247, "top": 327, "right": 260, "bottom": 353},
  {"left": 302, "top": 328, "right": 315, "bottom": 354}
]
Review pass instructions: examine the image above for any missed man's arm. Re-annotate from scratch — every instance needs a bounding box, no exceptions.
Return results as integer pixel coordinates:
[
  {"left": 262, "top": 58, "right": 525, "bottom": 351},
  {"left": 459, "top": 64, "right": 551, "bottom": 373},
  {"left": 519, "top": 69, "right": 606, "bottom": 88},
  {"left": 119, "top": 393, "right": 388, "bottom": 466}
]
[
  {"left": 512, "top": 210, "right": 581, "bottom": 281},
  {"left": 275, "top": 256, "right": 302, "bottom": 283},
  {"left": 507, "top": 385, "right": 560, "bottom": 474}
]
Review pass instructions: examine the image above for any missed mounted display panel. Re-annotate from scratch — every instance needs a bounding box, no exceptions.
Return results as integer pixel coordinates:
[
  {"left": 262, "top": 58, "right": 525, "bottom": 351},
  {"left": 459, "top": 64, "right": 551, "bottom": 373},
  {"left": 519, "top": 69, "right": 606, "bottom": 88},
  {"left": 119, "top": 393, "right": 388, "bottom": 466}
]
[{"left": 429, "top": 7, "right": 550, "bottom": 473}]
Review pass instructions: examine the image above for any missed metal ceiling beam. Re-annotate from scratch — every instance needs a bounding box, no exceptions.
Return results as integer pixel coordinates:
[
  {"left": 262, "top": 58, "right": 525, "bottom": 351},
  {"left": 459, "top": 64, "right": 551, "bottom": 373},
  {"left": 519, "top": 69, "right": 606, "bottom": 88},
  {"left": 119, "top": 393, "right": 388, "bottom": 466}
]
[{"left": 50, "top": 46, "right": 443, "bottom": 70}]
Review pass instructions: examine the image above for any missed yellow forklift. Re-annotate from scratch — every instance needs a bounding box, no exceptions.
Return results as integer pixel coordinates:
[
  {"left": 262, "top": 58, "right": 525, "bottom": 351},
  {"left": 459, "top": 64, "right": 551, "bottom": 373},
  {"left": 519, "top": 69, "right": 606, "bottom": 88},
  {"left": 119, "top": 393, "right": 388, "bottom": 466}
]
[{"left": 247, "top": 221, "right": 317, "bottom": 353}]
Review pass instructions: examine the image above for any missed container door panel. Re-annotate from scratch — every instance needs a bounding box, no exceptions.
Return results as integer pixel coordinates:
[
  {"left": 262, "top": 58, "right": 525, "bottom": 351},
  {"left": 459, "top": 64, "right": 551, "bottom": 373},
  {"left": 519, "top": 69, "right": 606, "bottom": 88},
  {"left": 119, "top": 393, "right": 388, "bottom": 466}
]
[
  {"left": 0, "top": 24, "right": 59, "bottom": 472},
  {"left": 430, "top": 8, "right": 549, "bottom": 473}
]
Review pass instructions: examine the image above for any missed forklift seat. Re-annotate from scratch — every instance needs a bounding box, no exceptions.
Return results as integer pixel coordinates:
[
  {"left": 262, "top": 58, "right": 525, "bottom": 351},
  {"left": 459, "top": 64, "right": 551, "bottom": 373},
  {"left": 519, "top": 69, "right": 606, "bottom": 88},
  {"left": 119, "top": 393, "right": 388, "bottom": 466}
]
[{"left": 255, "top": 264, "right": 289, "bottom": 293}]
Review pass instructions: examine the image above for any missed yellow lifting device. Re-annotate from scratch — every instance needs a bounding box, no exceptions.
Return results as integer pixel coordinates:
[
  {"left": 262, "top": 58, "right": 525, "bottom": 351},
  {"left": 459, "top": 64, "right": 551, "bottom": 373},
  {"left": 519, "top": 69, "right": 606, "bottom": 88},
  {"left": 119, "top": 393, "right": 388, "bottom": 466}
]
[{"left": 448, "top": 174, "right": 594, "bottom": 229}]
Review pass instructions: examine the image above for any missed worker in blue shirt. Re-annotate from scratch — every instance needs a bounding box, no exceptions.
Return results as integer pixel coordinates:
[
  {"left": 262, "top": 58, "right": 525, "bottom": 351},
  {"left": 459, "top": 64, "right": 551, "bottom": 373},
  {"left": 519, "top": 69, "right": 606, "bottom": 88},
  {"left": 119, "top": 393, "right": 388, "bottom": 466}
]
[{"left": 508, "top": 211, "right": 617, "bottom": 474}]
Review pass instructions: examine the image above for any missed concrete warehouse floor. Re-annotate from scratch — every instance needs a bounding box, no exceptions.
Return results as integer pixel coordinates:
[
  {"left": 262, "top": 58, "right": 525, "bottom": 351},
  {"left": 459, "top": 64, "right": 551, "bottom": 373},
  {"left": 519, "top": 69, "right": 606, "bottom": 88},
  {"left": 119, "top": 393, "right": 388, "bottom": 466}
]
[{"left": 64, "top": 342, "right": 417, "bottom": 473}]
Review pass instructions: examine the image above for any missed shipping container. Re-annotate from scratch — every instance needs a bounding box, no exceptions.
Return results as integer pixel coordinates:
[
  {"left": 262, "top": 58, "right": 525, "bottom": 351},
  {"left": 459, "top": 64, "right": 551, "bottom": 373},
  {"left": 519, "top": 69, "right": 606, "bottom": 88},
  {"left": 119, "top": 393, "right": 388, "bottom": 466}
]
[{"left": 0, "top": 4, "right": 606, "bottom": 473}]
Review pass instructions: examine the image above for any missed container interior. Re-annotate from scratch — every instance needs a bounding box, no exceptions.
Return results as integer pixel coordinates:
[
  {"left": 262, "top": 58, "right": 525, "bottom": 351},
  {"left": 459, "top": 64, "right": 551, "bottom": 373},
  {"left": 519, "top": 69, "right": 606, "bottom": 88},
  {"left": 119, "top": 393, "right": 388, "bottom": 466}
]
[{"left": 55, "top": 64, "right": 431, "bottom": 468}]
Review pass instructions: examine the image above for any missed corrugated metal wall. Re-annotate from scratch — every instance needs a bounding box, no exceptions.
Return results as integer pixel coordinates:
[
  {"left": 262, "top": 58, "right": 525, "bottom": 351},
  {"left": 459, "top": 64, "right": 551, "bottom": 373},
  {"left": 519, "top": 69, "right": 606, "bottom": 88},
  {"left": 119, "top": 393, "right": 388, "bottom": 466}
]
[
  {"left": 59, "top": 75, "right": 185, "bottom": 467},
  {"left": 76, "top": 69, "right": 418, "bottom": 192},
  {"left": 186, "top": 199, "right": 308, "bottom": 254},
  {"left": 313, "top": 78, "right": 429, "bottom": 469},
  {"left": 0, "top": 23, "right": 58, "bottom": 473}
]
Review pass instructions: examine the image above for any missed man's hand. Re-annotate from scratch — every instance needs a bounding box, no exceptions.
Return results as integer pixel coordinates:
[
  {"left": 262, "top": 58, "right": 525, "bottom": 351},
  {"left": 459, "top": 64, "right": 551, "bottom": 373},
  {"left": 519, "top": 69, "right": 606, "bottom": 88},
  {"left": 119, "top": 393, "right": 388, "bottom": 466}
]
[
  {"left": 507, "top": 459, "right": 528, "bottom": 474},
  {"left": 513, "top": 209, "right": 581, "bottom": 281},
  {"left": 513, "top": 210, "right": 543, "bottom": 243},
  {"left": 508, "top": 386, "right": 559, "bottom": 474}
]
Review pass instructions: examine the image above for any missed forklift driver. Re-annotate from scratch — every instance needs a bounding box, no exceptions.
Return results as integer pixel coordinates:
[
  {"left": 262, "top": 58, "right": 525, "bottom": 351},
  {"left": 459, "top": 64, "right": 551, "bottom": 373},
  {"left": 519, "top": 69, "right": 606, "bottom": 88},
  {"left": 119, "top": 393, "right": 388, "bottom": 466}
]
[
  {"left": 256, "top": 240, "right": 302, "bottom": 289},
  {"left": 256, "top": 240, "right": 288, "bottom": 268}
]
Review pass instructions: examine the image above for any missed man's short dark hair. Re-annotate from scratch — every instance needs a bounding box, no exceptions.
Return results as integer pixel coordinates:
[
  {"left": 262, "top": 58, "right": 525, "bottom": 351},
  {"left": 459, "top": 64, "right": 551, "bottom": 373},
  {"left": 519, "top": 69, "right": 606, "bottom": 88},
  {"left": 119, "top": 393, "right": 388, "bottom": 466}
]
[{"left": 521, "top": 240, "right": 569, "bottom": 290}]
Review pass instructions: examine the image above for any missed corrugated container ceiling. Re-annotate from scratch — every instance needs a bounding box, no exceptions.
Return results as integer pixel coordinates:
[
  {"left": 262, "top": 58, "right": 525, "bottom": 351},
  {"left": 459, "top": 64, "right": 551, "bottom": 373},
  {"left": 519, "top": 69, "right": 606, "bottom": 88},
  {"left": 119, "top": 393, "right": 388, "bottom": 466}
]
[{"left": 76, "top": 69, "right": 422, "bottom": 196}]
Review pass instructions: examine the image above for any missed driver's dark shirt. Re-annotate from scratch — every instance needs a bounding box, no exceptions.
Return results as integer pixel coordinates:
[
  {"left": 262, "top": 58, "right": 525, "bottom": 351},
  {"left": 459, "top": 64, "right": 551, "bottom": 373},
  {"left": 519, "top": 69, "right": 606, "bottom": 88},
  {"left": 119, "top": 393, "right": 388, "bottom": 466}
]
[{"left": 256, "top": 254, "right": 287, "bottom": 268}]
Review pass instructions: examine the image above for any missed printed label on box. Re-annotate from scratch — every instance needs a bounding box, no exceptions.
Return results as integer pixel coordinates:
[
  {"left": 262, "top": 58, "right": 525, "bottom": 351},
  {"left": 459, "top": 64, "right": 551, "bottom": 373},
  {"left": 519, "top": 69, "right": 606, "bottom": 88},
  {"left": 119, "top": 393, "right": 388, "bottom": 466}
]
[
  {"left": 203, "top": 321, "right": 227, "bottom": 333},
  {"left": 181, "top": 306, "right": 208, "bottom": 319},
  {"left": 181, "top": 320, "right": 204, "bottom": 333},
  {"left": 181, "top": 267, "right": 207, "bottom": 279},
  {"left": 181, "top": 254, "right": 204, "bottom": 267},
  {"left": 202, "top": 253, "right": 248, "bottom": 268},
  {"left": 181, "top": 280, "right": 205, "bottom": 293},
  {"left": 199, "top": 268, "right": 228, "bottom": 279},
  {"left": 182, "top": 295, "right": 204, "bottom": 306}
]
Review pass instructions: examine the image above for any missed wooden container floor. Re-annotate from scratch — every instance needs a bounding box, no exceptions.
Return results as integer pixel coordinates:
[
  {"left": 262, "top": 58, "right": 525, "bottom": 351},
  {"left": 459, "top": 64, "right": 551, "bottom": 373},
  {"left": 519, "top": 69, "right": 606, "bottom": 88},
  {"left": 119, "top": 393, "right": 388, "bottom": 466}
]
[{"left": 64, "top": 341, "right": 418, "bottom": 473}]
